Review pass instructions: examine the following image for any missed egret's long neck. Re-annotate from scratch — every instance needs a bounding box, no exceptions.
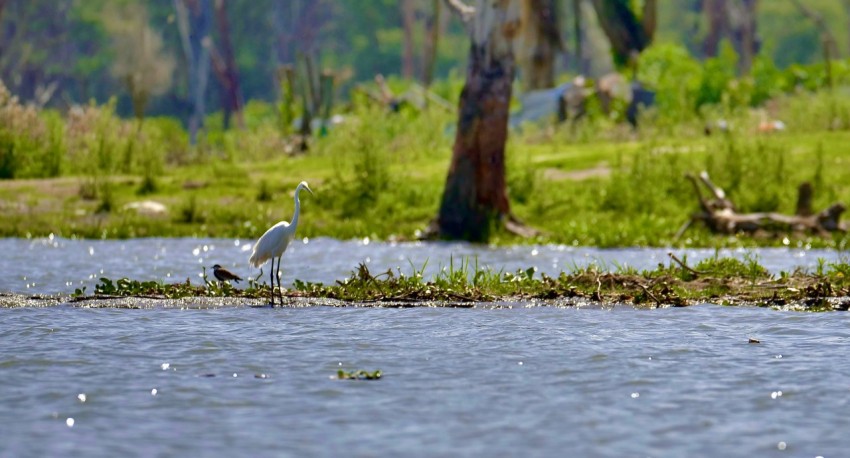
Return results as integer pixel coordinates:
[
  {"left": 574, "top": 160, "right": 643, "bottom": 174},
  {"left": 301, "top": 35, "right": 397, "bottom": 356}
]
[{"left": 291, "top": 187, "right": 302, "bottom": 228}]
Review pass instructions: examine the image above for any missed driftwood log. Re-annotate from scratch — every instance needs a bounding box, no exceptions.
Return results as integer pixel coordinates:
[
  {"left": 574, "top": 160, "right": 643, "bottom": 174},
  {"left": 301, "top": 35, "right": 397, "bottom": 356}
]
[{"left": 677, "top": 171, "right": 846, "bottom": 239}]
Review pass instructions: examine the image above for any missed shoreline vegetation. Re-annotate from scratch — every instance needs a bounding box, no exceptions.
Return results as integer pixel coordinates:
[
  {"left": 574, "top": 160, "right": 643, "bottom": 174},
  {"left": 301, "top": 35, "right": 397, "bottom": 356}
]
[{"left": 3, "top": 257, "right": 849, "bottom": 311}]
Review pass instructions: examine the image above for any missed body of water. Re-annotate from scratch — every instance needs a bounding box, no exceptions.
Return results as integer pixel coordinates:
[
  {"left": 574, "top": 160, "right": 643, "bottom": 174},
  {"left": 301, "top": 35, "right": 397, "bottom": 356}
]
[
  {"left": 2, "top": 237, "right": 849, "bottom": 456},
  {"left": 2, "top": 304, "right": 848, "bottom": 456},
  {"left": 0, "top": 236, "right": 847, "bottom": 295}
]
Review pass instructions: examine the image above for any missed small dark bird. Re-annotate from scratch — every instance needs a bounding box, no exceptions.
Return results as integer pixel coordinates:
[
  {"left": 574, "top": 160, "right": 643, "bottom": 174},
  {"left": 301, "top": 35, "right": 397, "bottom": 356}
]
[{"left": 212, "top": 264, "right": 242, "bottom": 283}]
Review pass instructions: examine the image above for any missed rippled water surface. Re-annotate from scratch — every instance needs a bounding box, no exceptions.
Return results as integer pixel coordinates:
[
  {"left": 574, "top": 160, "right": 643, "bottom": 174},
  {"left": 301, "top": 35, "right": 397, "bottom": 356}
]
[
  {"left": 2, "top": 237, "right": 850, "bottom": 456},
  {"left": 1, "top": 237, "right": 847, "bottom": 294},
  {"left": 2, "top": 305, "right": 849, "bottom": 456}
]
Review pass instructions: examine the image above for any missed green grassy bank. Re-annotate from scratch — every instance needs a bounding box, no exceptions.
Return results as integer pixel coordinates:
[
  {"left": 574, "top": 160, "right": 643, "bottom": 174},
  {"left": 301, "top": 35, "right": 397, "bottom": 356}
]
[{"left": 2, "top": 78, "right": 850, "bottom": 248}]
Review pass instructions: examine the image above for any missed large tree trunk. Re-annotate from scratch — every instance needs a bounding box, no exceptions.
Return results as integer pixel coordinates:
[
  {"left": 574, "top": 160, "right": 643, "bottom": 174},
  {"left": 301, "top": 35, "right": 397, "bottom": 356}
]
[
  {"left": 516, "top": 0, "right": 562, "bottom": 91},
  {"left": 436, "top": 0, "right": 522, "bottom": 242}
]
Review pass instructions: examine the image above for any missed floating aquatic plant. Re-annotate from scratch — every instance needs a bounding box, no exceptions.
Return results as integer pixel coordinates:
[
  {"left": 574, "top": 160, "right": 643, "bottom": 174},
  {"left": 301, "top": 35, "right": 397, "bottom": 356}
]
[
  {"left": 65, "top": 256, "right": 850, "bottom": 310},
  {"left": 336, "top": 369, "right": 382, "bottom": 380}
]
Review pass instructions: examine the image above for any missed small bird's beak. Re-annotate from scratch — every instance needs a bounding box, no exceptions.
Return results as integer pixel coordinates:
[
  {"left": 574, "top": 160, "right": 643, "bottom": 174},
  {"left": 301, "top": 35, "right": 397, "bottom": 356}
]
[{"left": 305, "top": 186, "right": 314, "bottom": 196}]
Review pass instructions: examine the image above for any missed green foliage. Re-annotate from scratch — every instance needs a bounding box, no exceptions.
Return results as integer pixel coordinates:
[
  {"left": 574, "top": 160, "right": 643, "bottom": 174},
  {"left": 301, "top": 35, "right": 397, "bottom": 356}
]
[
  {"left": 256, "top": 179, "right": 273, "bottom": 202},
  {"left": 177, "top": 194, "right": 205, "bottom": 224},
  {"left": 637, "top": 43, "right": 704, "bottom": 124}
]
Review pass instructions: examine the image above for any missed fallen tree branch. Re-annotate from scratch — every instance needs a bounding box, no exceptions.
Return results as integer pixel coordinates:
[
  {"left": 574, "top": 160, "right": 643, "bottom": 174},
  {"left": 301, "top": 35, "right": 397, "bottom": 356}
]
[{"left": 678, "top": 171, "right": 847, "bottom": 238}]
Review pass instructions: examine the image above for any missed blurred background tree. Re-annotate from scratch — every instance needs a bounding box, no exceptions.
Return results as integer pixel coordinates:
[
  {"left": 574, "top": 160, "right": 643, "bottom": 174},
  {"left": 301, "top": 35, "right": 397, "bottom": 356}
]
[{"left": 1, "top": 0, "right": 850, "bottom": 122}]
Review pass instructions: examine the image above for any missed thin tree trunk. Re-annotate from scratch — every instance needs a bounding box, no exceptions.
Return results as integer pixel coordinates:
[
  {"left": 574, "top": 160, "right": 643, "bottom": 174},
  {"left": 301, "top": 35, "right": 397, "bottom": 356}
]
[
  {"left": 737, "top": 0, "right": 757, "bottom": 74},
  {"left": 436, "top": 0, "right": 521, "bottom": 242},
  {"left": 400, "top": 0, "right": 417, "bottom": 79},
  {"left": 213, "top": 0, "right": 244, "bottom": 129},
  {"left": 790, "top": 0, "right": 839, "bottom": 63},
  {"left": 703, "top": 0, "right": 726, "bottom": 58},
  {"left": 517, "top": 0, "right": 562, "bottom": 90},
  {"left": 844, "top": 0, "right": 850, "bottom": 57},
  {"left": 273, "top": 0, "right": 295, "bottom": 64},
  {"left": 642, "top": 0, "right": 657, "bottom": 42},
  {"left": 422, "top": 0, "right": 442, "bottom": 87},
  {"left": 590, "top": 0, "right": 654, "bottom": 68},
  {"left": 174, "top": 0, "right": 211, "bottom": 145},
  {"left": 572, "top": 0, "right": 587, "bottom": 74}
]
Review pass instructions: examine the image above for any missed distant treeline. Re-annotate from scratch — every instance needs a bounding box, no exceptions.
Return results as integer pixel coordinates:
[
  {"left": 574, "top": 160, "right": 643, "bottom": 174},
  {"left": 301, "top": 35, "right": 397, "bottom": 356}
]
[{"left": 1, "top": 0, "right": 849, "bottom": 119}]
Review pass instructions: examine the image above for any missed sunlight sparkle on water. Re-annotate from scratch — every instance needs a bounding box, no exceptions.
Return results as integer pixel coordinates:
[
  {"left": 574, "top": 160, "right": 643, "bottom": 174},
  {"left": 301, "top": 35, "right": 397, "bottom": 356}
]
[
  {"left": 161, "top": 363, "right": 170, "bottom": 370},
  {"left": 77, "top": 393, "right": 86, "bottom": 403},
  {"left": 771, "top": 391, "right": 783, "bottom": 399},
  {"left": 777, "top": 441, "right": 786, "bottom": 450},
  {"left": 151, "top": 388, "right": 158, "bottom": 396},
  {"left": 66, "top": 418, "right": 74, "bottom": 427},
  {"left": 631, "top": 393, "right": 640, "bottom": 399}
]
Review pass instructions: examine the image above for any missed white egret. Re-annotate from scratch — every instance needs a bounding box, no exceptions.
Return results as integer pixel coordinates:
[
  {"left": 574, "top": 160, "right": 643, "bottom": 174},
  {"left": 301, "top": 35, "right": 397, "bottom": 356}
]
[
  {"left": 249, "top": 181, "right": 313, "bottom": 306},
  {"left": 212, "top": 264, "right": 242, "bottom": 283}
]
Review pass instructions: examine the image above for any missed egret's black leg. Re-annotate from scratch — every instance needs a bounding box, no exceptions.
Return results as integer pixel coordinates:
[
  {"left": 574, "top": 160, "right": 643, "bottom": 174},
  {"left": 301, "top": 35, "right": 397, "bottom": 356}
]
[
  {"left": 269, "top": 258, "right": 276, "bottom": 306},
  {"left": 276, "top": 256, "right": 283, "bottom": 305}
]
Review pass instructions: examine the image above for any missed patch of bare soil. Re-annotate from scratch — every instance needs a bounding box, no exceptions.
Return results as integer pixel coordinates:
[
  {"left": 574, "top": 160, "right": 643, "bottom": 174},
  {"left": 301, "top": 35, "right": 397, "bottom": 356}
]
[{"left": 543, "top": 164, "right": 611, "bottom": 181}]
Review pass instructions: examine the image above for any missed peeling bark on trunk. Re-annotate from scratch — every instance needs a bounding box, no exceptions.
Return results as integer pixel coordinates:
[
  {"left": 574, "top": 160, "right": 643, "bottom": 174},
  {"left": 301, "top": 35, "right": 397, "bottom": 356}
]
[
  {"left": 438, "top": 43, "right": 514, "bottom": 241},
  {"left": 435, "top": 0, "right": 525, "bottom": 242}
]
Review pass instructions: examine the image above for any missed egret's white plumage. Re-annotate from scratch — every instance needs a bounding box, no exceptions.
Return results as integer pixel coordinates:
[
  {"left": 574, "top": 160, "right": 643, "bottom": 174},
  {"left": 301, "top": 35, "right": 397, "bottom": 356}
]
[
  {"left": 249, "top": 181, "right": 313, "bottom": 305},
  {"left": 249, "top": 220, "right": 294, "bottom": 268}
]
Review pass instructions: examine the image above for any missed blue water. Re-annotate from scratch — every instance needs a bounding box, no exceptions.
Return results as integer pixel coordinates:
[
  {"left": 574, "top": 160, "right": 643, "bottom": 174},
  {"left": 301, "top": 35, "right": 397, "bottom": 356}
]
[
  {"left": 2, "top": 237, "right": 849, "bottom": 456},
  {"left": 2, "top": 304, "right": 848, "bottom": 456}
]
